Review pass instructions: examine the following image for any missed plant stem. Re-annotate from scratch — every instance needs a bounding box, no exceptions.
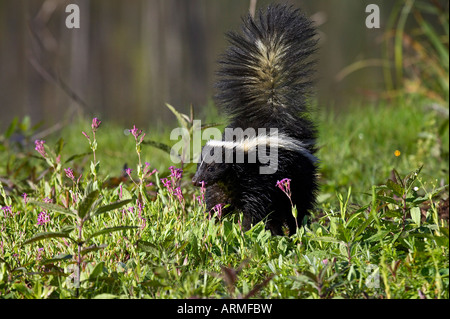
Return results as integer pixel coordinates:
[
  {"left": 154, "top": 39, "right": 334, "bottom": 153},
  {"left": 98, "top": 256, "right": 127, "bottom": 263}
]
[
  {"left": 401, "top": 193, "right": 407, "bottom": 231},
  {"left": 76, "top": 220, "right": 83, "bottom": 297}
]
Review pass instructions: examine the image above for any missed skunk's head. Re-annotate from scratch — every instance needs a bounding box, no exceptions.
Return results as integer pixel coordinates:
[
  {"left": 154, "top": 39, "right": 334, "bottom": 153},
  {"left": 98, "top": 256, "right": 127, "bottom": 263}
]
[{"left": 192, "top": 143, "right": 230, "bottom": 187}]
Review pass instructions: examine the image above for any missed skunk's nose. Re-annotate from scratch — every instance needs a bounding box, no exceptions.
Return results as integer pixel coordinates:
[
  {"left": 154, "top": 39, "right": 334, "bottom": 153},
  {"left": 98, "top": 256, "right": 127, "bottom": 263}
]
[{"left": 192, "top": 175, "right": 205, "bottom": 187}]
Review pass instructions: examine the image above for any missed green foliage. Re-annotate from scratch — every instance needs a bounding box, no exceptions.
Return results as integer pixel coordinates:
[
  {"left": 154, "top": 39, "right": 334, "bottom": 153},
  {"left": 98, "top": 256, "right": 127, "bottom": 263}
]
[
  {"left": 143, "top": 103, "right": 221, "bottom": 170},
  {"left": 385, "top": 0, "right": 449, "bottom": 104},
  {"left": 0, "top": 98, "right": 448, "bottom": 299},
  {"left": 1, "top": 2, "right": 448, "bottom": 299}
]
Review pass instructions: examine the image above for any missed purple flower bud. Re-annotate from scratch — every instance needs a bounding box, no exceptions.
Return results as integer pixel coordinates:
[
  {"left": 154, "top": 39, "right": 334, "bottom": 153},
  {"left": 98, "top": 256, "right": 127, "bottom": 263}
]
[
  {"left": 276, "top": 178, "right": 292, "bottom": 202},
  {"left": 64, "top": 168, "right": 75, "bottom": 181},
  {"left": 82, "top": 131, "right": 90, "bottom": 140},
  {"left": 174, "top": 187, "right": 184, "bottom": 204},
  {"left": 129, "top": 125, "right": 143, "bottom": 141},
  {"left": 1, "top": 206, "right": 13, "bottom": 217},
  {"left": 34, "top": 140, "right": 47, "bottom": 158},
  {"left": 169, "top": 166, "right": 183, "bottom": 180},
  {"left": 161, "top": 177, "right": 172, "bottom": 191},
  {"left": 139, "top": 133, "right": 146, "bottom": 144},
  {"left": 213, "top": 203, "right": 224, "bottom": 219},
  {"left": 91, "top": 118, "right": 101, "bottom": 131},
  {"left": 37, "top": 211, "right": 50, "bottom": 225}
]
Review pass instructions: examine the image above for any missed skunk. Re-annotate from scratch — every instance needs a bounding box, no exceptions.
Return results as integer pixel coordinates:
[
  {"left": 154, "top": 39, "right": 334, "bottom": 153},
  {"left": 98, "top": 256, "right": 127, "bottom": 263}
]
[{"left": 193, "top": 5, "right": 319, "bottom": 235}]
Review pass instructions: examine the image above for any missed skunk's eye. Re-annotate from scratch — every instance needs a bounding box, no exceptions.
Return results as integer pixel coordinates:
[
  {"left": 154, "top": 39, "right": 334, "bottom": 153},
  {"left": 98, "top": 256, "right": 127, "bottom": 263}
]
[{"left": 207, "top": 165, "right": 215, "bottom": 172}]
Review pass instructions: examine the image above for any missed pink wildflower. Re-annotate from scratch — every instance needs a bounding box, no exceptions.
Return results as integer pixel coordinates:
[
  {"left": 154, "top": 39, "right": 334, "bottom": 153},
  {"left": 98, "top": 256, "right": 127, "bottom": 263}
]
[
  {"left": 37, "top": 211, "right": 50, "bottom": 225},
  {"left": 82, "top": 131, "right": 90, "bottom": 140},
  {"left": 64, "top": 168, "right": 75, "bottom": 181},
  {"left": 91, "top": 118, "right": 101, "bottom": 132},
  {"left": 129, "top": 125, "right": 145, "bottom": 143},
  {"left": 34, "top": 140, "right": 47, "bottom": 158},
  {"left": 213, "top": 203, "right": 224, "bottom": 219},
  {"left": 174, "top": 187, "right": 184, "bottom": 204},
  {"left": 125, "top": 168, "right": 133, "bottom": 177},
  {"left": 276, "top": 178, "right": 292, "bottom": 201}
]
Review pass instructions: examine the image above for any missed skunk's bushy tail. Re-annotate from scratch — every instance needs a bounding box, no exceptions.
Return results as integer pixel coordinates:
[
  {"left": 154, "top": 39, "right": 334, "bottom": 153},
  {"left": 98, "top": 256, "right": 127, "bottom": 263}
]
[{"left": 215, "top": 5, "right": 318, "bottom": 137}]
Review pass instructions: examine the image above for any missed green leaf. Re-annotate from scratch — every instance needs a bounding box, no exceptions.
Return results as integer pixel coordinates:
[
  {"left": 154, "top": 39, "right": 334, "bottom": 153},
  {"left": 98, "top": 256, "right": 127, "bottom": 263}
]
[
  {"left": 310, "top": 236, "right": 343, "bottom": 244},
  {"left": 438, "top": 119, "right": 449, "bottom": 137},
  {"left": 385, "top": 210, "right": 404, "bottom": 219},
  {"left": 440, "top": 227, "right": 449, "bottom": 238},
  {"left": 412, "top": 196, "right": 429, "bottom": 205},
  {"left": 5, "top": 117, "right": 18, "bottom": 139},
  {"left": 60, "top": 225, "right": 76, "bottom": 234},
  {"left": 352, "top": 213, "right": 374, "bottom": 240},
  {"left": 391, "top": 169, "right": 404, "bottom": 188},
  {"left": 277, "top": 238, "right": 289, "bottom": 254},
  {"left": 418, "top": 18, "right": 449, "bottom": 66},
  {"left": 78, "top": 189, "right": 100, "bottom": 220},
  {"left": 90, "top": 161, "right": 100, "bottom": 176},
  {"left": 301, "top": 270, "right": 319, "bottom": 283},
  {"left": 89, "top": 199, "right": 133, "bottom": 220},
  {"left": 136, "top": 240, "right": 159, "bottom": 254},
  {"left": 404, "top": 166, "right": 423, "bottom": 192},
  {"left": 40, "top": 254, "right": 73, "bottom": 265},
  {"left": 81, "top": 244, "right": 108, "bottom": 256},
  {"left": 345, "top": 206, "right": 368, "bottom": 228},
  {"left": 430, "top": 184, "right": 449, "bottom": 198},
  {"left": 64, "top": 152, "right": 92, "bottom": 164},
  {"left": 93, "top": 293, "right": 119, "bottom": 299},
  {"left": 19, "top": 116, "right": 31, "bottom": 132},
  {"left": 89, "top": 262, "right": 105, "bottom": 280},
  {"left": 410, "top": 207, "right": 421, "bottom": 226},
  {"left": 86, "top": 226, "right": 138, "bottom": 242},
  {"left": 335, "top": 223, "right": 352, "bottom": 243},
  {"left": 365, "top": 230, "right": 390, "bottom": 243},
  {"left": 140, "top": 279, "right": 167, "bottom": 287},
  {"left": 153, "top": 266, "right": 169, "bottom": 279},
  {"left": 0, "top": 257, "right": 11, "bottom": 273},
  {"left": 12, "top": 283, "right": 32, "bottom": 297},
  {"left": 174, "top": 241, "right": 189, "bottom": 255},
  {"left": 291, "top": 206, "right": 298, "bottom": 219},
  {"left": 23, "top": 232, "right": 76, "bottom": 246},
  {"left": 386, "top": 179, "right": 405, "bottom": 197},
  {"left": 142, "top": 140, "right": 173, "bottom": 155},
  {"left": 377, "top": 195, "right": 399, "bottom": 205},
  {"left": 55, "top": 138, "right": 65, "bottom": 156},
  {"left": 166, "top": 103, "right": 189, "bottom": 130},
  {"left": 29, "top": 201, "right": 77, "bottom": 218}
]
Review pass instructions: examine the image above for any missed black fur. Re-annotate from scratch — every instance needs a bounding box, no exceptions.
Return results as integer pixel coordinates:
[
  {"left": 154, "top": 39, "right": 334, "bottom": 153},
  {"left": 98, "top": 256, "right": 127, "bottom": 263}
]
[
  {"left": 192, "top": 5, "right": 319, "bottom": 235},
  {"left": 216, "top": 4, "right": 318, "bottom": 148},
  {"left": 192, "top": 141, "right": 318, "bottom": 235}
]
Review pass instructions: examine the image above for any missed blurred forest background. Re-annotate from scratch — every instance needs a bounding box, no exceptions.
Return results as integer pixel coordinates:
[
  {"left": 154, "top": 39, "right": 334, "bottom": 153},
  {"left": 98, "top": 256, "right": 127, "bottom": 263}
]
[{"left": 0, "top": 0, "right": 448, "bottom": 130}]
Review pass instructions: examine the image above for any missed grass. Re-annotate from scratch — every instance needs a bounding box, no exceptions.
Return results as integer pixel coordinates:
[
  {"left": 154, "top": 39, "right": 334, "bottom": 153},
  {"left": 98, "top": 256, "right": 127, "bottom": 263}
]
[
  {"left": 0, "top": 0, "right": 448, "bottom": 300},
  {"left": 318, "top": 99, "right": 449, "bottom": 201},
  {"left": 0, "top": 96, "right": 448, "bottom": 299}
]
